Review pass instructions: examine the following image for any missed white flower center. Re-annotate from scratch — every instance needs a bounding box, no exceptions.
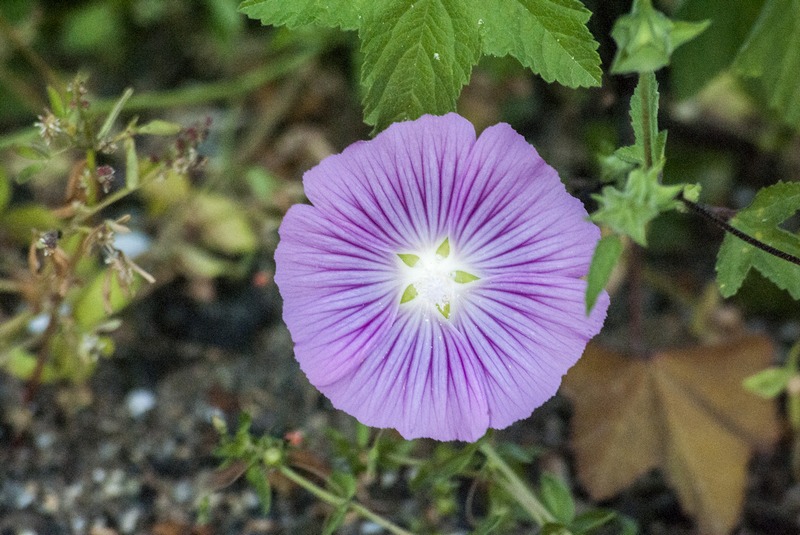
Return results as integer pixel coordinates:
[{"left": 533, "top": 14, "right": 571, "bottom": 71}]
[{"left": 397, "top": 238, "right": 479, "bottom": 319}]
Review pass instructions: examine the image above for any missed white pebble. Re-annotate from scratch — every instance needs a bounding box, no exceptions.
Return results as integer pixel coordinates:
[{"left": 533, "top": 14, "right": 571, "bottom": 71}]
[{"left": 126, "top": 389, "right": 157, "bottom": 418}]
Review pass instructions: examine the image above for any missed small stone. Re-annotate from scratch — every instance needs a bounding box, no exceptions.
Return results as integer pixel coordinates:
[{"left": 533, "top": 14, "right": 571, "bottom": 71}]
[{"left": 126, "top": 389, "right": 157, "bottom": 418}]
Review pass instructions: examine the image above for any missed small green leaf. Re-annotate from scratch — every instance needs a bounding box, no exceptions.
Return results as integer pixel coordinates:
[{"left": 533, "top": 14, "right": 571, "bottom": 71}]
[
  {"left": 479, "top": 0, "right": 602, "bottom": 88},
  {"left": 436, "top": 237, "right": 450, "bottom": 257},
  {"left": 398, "top": 253, "right": 420, "bottom": 267},
  {"left": 586, "top": 234, "right": 622, "bottom": 314},
  {"left": 245, "top": 465, "right": 272, "bottom": 515},
  {"left": 0, "top": 167, "right": 10, "bottom": 213},
  {"left": 360, "top": 0, "right": 481, "bottom": 131},
  {"left": 540, "top": 473, "right": 575, "bottom": 525},
  {"left": 734, "top": 0, "right": 800, "bottom": 128},
  {"left": 611, "top": 0, "right": 709, "bottom": 74},
  {"left": 453, "top": 270, "right": 479, "bottom": 283},
  {"left": 239, "top": 0, "right": 366, "bottom": 31},
  {"left": 743, "top": 367, "right": 793, "bottom": 399},
  {"left": 74, "top": 270, "right": 141, "bottom": 329},
  {"left": 46, "top": 86, "right": 66, "bottom": 117},
  {"left": 400, "top": 284, "right": 418, "bottom": 303},
  {"left": 97, "top": 88, "right": 134, "bottom": 142},
  {"left": 136, "top": 119, "right": 183, "bottom": 136},
  {"left": 716, "top": 182, "right": 800, "bottom": 298},
  {"left": 124, "top": 137, "right": 139, "bottom": 189},
  {"left": 0, "top": 204, "right": 60, "bottom": 244},
  {"left": 570, "top": 509, "right": 617, "bottom": 534},
  {"left": 16, "top": 163, "right": 47, "bottom": 184},
  {"left": 330, "top": 471, "right": 358, "bottom": 499},
  {"left": 322, "top": 504, "right": 350, "bottom": 535},
  {"left": 13, "top": 144, "right": 50, "bottom": 161},
  {"left": 471, "top": 512, "right": 506, "bottom": 535}
]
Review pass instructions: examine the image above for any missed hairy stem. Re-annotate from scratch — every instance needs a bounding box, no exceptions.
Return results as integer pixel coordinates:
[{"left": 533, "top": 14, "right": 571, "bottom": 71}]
[
  {"left": 279, "top": 465, "right": 414, "bottom": 535},
  {"left": 680, "top": 194, "right": 800, "bottom": 268},
  {"left": 479, "top": 442, "right": 560, "bottom": 528}
]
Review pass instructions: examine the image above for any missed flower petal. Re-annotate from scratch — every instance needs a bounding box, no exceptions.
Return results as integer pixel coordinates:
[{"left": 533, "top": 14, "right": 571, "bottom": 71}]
[
  {"left": 322, "top": 311, "right": 490, "bottom": 442},
  {"left": 458, "top": 276, "right": 609, "bottom": 429},
  {"left": 302, "top": 114, "right": 477, "bottom": 250}
]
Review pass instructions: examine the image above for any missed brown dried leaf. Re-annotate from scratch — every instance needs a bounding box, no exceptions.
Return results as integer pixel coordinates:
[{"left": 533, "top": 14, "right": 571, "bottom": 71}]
[{"left": 562, "top": 335, "right": 780, "bottom": 535}]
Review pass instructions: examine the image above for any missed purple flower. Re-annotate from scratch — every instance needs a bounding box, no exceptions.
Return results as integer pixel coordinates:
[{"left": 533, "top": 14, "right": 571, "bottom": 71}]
[{"left": 275, "top": 114, "right": 608, "bottom": 442}]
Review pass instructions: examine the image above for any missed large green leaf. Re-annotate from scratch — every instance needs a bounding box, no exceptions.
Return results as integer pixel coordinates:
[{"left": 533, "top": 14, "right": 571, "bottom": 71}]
[
  {"left": 360, "top": 0, "right": 480, "bottom": 131},
  {"left": 479, "top": 0, "right": 601, "bottom": 87},
  {"left": 716, "top": 182, "right": 800, "bottom": 299},
  {"left": 734, "top": 0, "right": 800, "bottom": 128},
  {"left": 238, "top": 0, "right": 365, "bottom": 30}
]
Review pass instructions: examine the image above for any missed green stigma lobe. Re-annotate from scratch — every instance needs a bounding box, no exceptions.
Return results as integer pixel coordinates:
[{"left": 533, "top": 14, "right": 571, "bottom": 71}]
[
  {"left": 436, "top": 302, "right": 451, "bottom": 319},
  {"left": 435, "top": 238, "right": 450, "bottom": 258},
  {"left": 398, "top": 253, "right": 420, "bottom": 267},
  {"left": 400, "top": 284, "right": 418, "bottom": 303},
  {"left": 453, "top": 270, "right": 479, "bottom": 283}
]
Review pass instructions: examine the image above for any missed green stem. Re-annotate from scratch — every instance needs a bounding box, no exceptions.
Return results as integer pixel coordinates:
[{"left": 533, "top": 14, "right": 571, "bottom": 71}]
[
  {"left": 638, "top": 72, "right": 654, "bottom": 170},
  {"left": 93, "top": 51, "right": 315, "bottom": 114},
  {"left": 278, "top": 465, "right": 414, "bottom": 535},
  {"left": 0, "top": 279, "right": 21, "bottom": 293},
  {"left": 478, "top": 442, "right": 558, "bottom": 527}
]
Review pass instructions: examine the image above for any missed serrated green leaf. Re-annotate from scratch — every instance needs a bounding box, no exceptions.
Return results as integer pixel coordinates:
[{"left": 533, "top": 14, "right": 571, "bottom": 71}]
[
  {"left": 630, "top": 72, "right": 659, "bottom": 166},
  {"left": 743, "top": 367, "right": 793, "bottom": 398},
  {"left": 479, "top": 0, "right": 601, "bottom": 87},
  {"left": 734, "top": 0, "right": 800, "bottom": 128},
  {"left": 360, "top": 0, "right": 481, "bottom": 131},
  {"left": 611, "top": 0, "right": 709, "bottom": 74},
  {"left": 540, "top": 473, "right": 575, "bottom": 524},
  {"left": 586, "top": 234, "right": 622, "bottom": 315},
  {"left": 239, "top": 0, "right": 365, "bottom": 31},
  {"left": 670, "top": 0, "right": 765, "bottom": 99},
  {"left": 716, "top": 182, "right": 800, "bottom": 299},
  {"left": 245, "top": 465, "right": 272, "bottom": 515}
]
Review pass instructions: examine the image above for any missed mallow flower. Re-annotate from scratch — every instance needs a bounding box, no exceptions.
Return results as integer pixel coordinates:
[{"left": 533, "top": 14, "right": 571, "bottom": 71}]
[{"left": 275, "top": 113, "right": 608, "bottom": 442}]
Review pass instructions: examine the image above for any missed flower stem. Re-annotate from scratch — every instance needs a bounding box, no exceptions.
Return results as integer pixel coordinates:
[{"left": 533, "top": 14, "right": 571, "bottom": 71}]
[
  {"left": 278, "top": 465, "right": 414, "bottom": 535},
  {"left": 478, "top": 442, "right": 559, "bottom": 528},
  {"left": 679, "top": 194, "right": 800, "bottom": 268}
]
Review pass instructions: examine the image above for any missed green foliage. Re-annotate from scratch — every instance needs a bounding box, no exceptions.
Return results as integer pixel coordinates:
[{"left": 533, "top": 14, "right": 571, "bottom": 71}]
[
  {"left": 239, "top": 0, "right": 365, "bottom": 30},
  {"left": 478, "top": 0, "right": 601, "bottom": 87},
  {"left": 585, "top": 234, "right": 622, "bottom": 314},
  {"left": 592, "top": 73, "right": 693, "bottom": 246},
  {"left": 239, "top": 0, "right": 602, "bottom": 130},
  {"left": 540, "top": 473, "right": 575, "bottom": 524},
  {"left": 360, "top": 0, "right": 481, "bottom": 130},
  {"left": 610, "top": 0, "right": 709, "bottom": 74},
  {"left": 734, "top": 0, "right": 800, "bottom": 128},
  {"left": 716, "top": 182, "right": 800, "bottom": 299},
  {"left": 744, "top": 367, "right": 793, "bottom": 398},
  {"left": 670, "top": 0, "right": 765, "bottom": 99}
]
